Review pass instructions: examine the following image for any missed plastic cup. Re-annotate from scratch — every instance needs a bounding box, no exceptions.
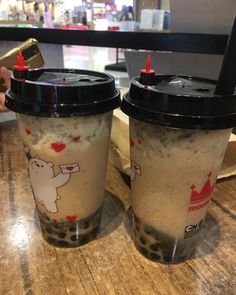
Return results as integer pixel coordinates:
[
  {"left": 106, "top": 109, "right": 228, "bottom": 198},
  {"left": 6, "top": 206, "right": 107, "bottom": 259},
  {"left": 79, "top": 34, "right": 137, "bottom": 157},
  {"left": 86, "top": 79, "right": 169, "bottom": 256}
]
[
  {"left": 6, "top": 68, "right": 120, "bottom": 247},
  {"left": 121, "top": 74, "right": 236, "bottom": 263}
]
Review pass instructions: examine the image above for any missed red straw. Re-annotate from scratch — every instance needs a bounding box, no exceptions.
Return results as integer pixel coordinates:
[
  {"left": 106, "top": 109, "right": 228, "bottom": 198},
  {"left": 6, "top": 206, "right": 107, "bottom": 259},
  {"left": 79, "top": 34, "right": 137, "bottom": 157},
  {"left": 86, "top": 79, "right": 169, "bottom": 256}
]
[
  {"left": 146, "top": 55, "right": 151, "bottom": 72},
  {"left": 13, "top": 51, "right": 29, "bottom": 72},
  {"left": 141, "top": 55, "right": 155, "bottom": 74},
  {"left": 17, "top": 51, "right": 25, "bottom": 67}
]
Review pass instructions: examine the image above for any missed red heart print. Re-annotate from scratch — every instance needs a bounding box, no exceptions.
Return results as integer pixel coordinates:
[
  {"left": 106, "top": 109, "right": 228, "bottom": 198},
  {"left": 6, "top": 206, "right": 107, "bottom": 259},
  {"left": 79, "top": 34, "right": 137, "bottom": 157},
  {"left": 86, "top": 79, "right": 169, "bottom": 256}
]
[
  {"left": 130, "top": 138, "right": 135, "bottom": 147},
  {"left": 73, "top": 135, "right": 81, "bottom": 142},
  {"left": 137, "top": 138, "right": 143, "bottom": 144},
  {"left": 66, "top": 215, "right": 77, "bottom": 222},
  {"left": 25, "top": 128, "right": 31, "bottom": 135},
  {"left": 66, "top": 166, "right": 74, "bottom": 171},
  {"left": 51, "top": 143, "right": 66, "bottom": 153}
]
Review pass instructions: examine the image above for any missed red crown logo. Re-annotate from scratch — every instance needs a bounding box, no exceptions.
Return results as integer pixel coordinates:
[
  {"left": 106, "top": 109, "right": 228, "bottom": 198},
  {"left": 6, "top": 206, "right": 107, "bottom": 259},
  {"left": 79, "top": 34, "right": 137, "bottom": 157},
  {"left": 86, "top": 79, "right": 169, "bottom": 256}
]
[{"left": 190, "top": 172, "right": 213, "bottom": 204}]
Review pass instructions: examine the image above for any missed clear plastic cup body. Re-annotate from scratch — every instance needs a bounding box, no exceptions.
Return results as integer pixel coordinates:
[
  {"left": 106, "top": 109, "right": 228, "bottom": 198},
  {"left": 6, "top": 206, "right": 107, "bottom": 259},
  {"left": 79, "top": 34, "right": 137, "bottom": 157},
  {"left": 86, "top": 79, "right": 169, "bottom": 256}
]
[
  {"left": 16, "top": 112, "right": 113, "bottom": 247},
  {"left": 129, "top": 118, "right": 232, "bottom": 263}
]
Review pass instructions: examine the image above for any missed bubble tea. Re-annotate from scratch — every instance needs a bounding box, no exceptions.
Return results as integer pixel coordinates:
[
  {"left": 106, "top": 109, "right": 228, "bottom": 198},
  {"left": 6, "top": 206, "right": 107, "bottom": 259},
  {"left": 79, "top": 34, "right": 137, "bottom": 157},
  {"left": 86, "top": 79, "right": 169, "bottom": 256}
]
[
  {"left": 121, "top": 72, "right": 236, "bottom": 264},
  {"left": 6, "top": 68, "right": 120, "bottom": 247}
]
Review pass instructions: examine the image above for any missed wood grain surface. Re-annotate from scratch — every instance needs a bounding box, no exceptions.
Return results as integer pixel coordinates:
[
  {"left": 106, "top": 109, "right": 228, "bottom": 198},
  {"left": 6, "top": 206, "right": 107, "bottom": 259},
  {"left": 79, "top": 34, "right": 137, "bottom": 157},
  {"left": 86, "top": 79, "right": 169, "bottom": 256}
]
[{"left": 0, "top": 120, "right": 235, "bottom": 295}]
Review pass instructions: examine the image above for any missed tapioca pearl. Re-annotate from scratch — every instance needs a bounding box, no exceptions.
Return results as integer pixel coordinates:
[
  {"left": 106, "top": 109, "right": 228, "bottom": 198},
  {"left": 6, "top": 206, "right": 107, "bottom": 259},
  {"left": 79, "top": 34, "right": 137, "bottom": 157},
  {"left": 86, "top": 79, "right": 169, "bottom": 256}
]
[
  {"left": 79, "top": 234, "right": 91, "bottom": 246},
  {"left": 163, "top": 256, "right": 172, "bottom": 263},
  {"left": 69, "top": 225, "right": 78, "bottom": 232},
  {"left": 47, "top": 236, "right": 57, "bottom": 245},
  {"left": 137, "top": 246, "right": 148, "bottom": 257},
  {"left": 144, "top": 228, "right": 152, "bottom": 236},
  {"left": 79, "top": 220, "right": 90, "bottom": 229},
  {"left": 46, "top": 227, "right": 53, "bottom": 235},
  {"left": 53, "top": 223, "right": 60, "bottom": 229},
  {"left": 150, "top": 243, "right": 160, "bottom": 252},
  {"left": 150, "top": 253, "right": 161, "bottom": 261},
  {"left": 58, "top": 232, "right": 66, "bottom": 239},
  {"left": 71, "top": 234, "right": 78, "bottom": 242},
  {"left": 140, "top": 236, "right": 147, "bottom": 245}
]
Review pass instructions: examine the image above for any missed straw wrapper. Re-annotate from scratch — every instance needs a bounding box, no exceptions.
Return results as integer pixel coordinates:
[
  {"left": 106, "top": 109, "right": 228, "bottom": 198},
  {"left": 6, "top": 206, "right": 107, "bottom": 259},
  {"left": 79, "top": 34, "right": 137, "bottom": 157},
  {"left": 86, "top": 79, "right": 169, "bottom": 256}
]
[
  {"left": 110, "top": 108, "right": 130, "bottom": 175},
  {"left": 219, "top": 133, "right": 236, "bottom": 179}
]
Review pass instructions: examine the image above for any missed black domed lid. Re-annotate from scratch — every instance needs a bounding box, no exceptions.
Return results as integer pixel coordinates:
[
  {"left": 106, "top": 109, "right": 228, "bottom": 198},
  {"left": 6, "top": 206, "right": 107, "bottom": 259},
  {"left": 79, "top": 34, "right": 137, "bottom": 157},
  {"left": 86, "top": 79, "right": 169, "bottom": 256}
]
[
  {"left": 121, "top": 74, "right": 236, "bottom": 129},
  {"left": 5, "top": 68, "right": 120, "bottom": 117}
]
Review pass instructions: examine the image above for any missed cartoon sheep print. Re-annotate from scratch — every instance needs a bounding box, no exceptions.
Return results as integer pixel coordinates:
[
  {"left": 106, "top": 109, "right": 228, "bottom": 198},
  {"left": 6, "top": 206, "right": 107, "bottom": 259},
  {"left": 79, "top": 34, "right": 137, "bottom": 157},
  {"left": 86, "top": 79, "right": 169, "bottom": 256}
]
[{"left": 25, "top": 145, "right": 79, "bottom": 213}]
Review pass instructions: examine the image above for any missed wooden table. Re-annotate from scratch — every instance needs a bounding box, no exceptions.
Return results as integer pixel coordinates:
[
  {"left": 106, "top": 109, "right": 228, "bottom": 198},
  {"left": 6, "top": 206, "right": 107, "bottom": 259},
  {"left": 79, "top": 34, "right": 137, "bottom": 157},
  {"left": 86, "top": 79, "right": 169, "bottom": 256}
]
[{"left": 0, "top": 120, "right": 235, "bottom": 295}]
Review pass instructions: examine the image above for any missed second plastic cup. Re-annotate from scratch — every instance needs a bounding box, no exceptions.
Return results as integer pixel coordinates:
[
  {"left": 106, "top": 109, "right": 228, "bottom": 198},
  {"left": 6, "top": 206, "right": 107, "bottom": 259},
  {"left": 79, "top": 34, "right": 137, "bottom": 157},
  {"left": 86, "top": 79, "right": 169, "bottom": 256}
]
[
  {"left": 6, "top": 68, "right": 120, "bottom": 247},
  {"left": 121, "top": 74, "right": 236, "bottom": 263}
]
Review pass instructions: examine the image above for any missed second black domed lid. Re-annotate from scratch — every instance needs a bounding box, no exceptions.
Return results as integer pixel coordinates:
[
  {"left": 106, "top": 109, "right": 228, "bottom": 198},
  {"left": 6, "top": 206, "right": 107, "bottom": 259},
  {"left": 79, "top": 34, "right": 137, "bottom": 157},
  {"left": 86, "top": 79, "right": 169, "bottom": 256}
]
[{"left": 121, "top": 74, "right": 236, "bottom": 129}]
